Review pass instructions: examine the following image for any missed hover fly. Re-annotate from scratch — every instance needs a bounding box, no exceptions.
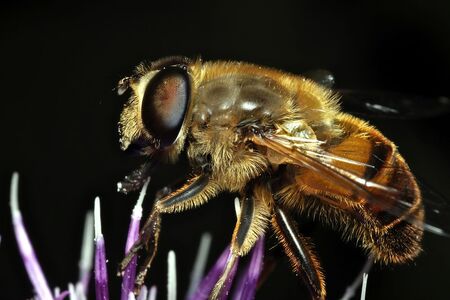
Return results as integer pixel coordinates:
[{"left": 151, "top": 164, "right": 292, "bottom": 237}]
[{"left": 117, "top": 56, "right": 450, "bottom": 299}]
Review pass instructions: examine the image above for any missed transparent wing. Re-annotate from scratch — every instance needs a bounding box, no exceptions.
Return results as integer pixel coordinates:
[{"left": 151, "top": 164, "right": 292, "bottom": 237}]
[
  {"left": 303, "top": 69, "right": 450, "bottom": 119},
  {"left": 338, "top": 89, "right": 450, "bottom": 119},
  {"left": 418, "top": 180, "right": 450, "bottom": 236},
  {"left": 303, "top": 69, "right": 336, "bottom": 89},
  {"left": 250, "top": 131, "right": 450, "bottom": 237}
]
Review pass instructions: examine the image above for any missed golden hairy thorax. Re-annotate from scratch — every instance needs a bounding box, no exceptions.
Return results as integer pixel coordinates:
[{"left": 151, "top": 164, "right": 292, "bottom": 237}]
[
  {"left": 185, "top": 61, "right": 344, "bottom": 189},
  {"left": 189, "top": 60, "right": 341, "bottom": 133}
]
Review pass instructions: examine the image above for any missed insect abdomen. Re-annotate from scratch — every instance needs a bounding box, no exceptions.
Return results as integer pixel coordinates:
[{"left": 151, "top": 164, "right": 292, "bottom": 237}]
[{"left": 277, "top": 113, "right": 424, "bottom": 264}]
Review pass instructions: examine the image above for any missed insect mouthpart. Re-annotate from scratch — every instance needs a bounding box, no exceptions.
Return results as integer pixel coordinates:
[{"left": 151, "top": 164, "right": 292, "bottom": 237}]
[{"left": 118, "top": 124, "right": 161, "bottom": 155}]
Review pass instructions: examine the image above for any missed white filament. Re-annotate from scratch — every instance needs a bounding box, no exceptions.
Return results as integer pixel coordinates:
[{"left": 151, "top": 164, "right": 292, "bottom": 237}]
[
  {"left": 186, "top": 233, "right": 212, "bottom": 297},
  {"left": 340, "top": 257, "right": 373, "bottom": 300},
  {"left": 167, "top": 251, "right": 177, "bottom": 300},
  {"left": 78, "top": 211, "right": 94, "bottom": 282},
  {"left": 128, "top": 292, "right": 136, "bottom": 300},
  {"left": 68, "top": 283, "right": 76, "bottom": 300},
  {"left": 360, "top": 273, "right": 369, "bottom": 300},
  {"left": 94, "top": 197, "right": 102, "bottom": 239},
  {"left": 133, "top": 178, "right": 151, "bottom": 219},
  {"left": 136, "top": 286, "right": 148, "bottom": 300},
  {"left": 76, "top": 282, "right": 87, "bottom": 300},
  {"left": 148, "top": 286, "right": 157, "bottom": 300},
  {"left": 10, "top": 172, "right": 20, "bottom": 219},
  {"left": 54, "top": 286, "right": 61, "bottom": 297}
]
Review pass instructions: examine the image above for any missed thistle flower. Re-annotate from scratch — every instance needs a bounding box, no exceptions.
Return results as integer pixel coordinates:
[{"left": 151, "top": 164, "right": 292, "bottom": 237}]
[
  {"left": 232, "top": 236, "right": 264, "bottom": 300},
  {"left": 10, "top": 172, "right": 93, "bottom": 300},
  {"left": 94, "top": 197, "right": 110, "bottom": 300},
  {"left": 121, "top": 178, "right": 150, "bottom": 300},
  {"left": 10, "top": 172, "right": 54, "bottom": 300},
  {"left": 10, "top": 172, "right": 265, "bottom": 300}
]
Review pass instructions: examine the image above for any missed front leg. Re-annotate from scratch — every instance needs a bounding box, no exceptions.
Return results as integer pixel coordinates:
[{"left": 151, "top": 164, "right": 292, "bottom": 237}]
[
  {"left": 120, "top": 172, "right": 219, "bottom": 291},
  {"left": 117, "top": 161, "right": 157, "bottom": 194}
]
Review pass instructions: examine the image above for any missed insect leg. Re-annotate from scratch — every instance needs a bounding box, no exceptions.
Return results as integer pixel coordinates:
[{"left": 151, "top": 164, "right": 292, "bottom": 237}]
[
  {"left": 120, "top": 173, "right": 219, "bottom": 291},
  {"left": 271, "top": 205, "right": 326, "bottom": 300},
  {"left": 210, "top": 183, "right": 271, "bottom": 299},
  {"left": 117, "top": 160, "right": 157, "bottom": 194}
]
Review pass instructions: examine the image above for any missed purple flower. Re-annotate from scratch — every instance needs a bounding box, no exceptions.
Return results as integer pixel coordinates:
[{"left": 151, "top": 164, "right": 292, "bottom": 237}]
[
  {"left": 187, "top": 245, "right": 233, "bottom": 300},
  {"left": 121, "top": 178, "right": 150, "bottom": 300},
  {"left": 94, "top": 197, "right": 110, "bottom": 300},
  {"left": 10, "top": 172, "right": 53, "bottom": 300},
  {"left": 10, "top": 172, "right": 269, "bottom": 300},
  {"left": 232, "top": 236, "right": 265, "bottom": 300},
  {"left": 10, "top": 172, "right": 94, "bottom": 300}
]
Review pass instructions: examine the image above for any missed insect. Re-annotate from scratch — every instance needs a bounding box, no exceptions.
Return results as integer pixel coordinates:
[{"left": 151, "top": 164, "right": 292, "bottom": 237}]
[{"left": 116, "top": 56, "right": 449, "bottom": 299}]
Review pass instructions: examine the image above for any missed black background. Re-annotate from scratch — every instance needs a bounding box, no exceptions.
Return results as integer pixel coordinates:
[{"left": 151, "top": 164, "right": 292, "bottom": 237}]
[{"left": 1, "top": 1, "right": 450, "bottom": 299}]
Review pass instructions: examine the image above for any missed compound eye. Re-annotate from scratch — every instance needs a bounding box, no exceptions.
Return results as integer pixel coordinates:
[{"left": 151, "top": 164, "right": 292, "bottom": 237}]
[{"left": 141, "top": 66, "right": 189, "bottom": 147}]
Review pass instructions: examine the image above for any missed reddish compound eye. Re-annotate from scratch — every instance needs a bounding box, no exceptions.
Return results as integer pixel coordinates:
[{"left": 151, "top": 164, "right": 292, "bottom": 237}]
[{"left": 141, "top": 67, "right": 189, "bottom": 147}]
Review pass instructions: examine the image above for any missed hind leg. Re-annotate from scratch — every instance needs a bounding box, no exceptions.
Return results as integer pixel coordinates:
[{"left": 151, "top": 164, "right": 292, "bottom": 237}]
[{"left": 271, "top": 204, "right": 326, "bottom": 300}]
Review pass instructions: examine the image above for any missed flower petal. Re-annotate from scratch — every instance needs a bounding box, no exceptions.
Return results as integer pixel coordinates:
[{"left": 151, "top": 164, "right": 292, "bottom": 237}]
[
  {"left": 340, "top": 257, "right": 373, "bottom": 300},
  {"left": 136, "top": 285, "right": 148, "bottom": 300},
  {"left": 121, "top": 178, "right": 150, "bottom": 300},
  {"left": 54, "top": 290, "right": 70, "bottom": 300},
  {"left": 186, "top": 233, "right": 212, "bottom": 298},
  {"left": 94, "top": 197, "right": 110, "bottom": 300},
  {"left": 10, "top": 172, "right": 53, "bottom": 300},
  {"left": 148, "top": 286, "right": 157, "bottom": 300},
  {"left": 167, "top": 250, "right": 177, "bottom": 300},
  {"left": 188, "top": 245, "right": 240, "bottom": 300},
  {"left": 216, "top": 254, "right": 239, "bottom": 300},
  {"left": 232, "top": 236, "right": 265, "bottom": 300},
  {"left": 360, "top": 273, "right": 369, "bottom": 300},
  {"left": 78, "top": 211, "right": 94, "bottom": 295}
]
